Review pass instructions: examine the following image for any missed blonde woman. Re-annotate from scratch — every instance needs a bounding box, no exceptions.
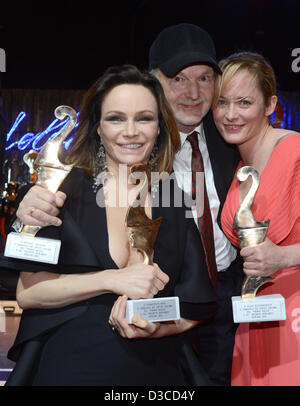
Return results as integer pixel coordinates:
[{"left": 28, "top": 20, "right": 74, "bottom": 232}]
[{"left": 213, "top": 52, "right": 300, "bottom": 386}]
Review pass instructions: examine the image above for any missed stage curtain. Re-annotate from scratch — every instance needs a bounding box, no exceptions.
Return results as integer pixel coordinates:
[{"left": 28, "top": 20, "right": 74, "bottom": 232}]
[{"left": 2, "top": 88, "right": 85, "bottom": 134}]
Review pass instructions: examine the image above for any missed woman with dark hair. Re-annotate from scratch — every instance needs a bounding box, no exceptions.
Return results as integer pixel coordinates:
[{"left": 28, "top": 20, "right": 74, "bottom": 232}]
[
  {"left": 4, "top": 65, "right": 216, "bottom": 386},
  {"left": 66, "top": 64, "right": 179, "bottom": 176}
]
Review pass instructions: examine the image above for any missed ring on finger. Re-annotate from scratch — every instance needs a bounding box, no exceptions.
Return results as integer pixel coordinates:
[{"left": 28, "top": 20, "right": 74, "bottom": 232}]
[{"left": 29, "top": 208, "right": 35, "bottom": 216}]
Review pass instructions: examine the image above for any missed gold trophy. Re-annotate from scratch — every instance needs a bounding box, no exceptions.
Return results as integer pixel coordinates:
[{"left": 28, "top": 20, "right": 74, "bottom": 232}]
[
  {"left": 125, "top": 164, "right": 180, "bottom": 324},
  {"left": 23, "top": 149, "right": 38, "bottom": 183},
  {"left": 231, "top": 166, "right": 286, "bottom": 323},
  {"left": 4, "top": 106, "right": 77, "bottom": 264}
]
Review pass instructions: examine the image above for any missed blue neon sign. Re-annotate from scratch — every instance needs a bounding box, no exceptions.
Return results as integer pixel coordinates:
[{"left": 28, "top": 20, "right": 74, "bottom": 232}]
[{"left": 5, "top": 111, "right": 79, "bottom": 152}]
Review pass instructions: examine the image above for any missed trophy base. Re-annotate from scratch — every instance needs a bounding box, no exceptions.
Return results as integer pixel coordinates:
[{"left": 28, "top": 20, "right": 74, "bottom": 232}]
[
  {"left": 232, "top": 294, "right": 286, "bottom": 323},
  {"left": 4, "top": 232, "right": 61, "bottom": 264},
  {"left": 126, "top": 296, "right": 180, "bottom": 324}
]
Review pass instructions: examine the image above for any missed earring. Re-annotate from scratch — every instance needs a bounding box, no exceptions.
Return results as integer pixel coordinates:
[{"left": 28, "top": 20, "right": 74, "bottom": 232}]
[{"left": 93, "top": 141, "right": 107, "bottom": 192}]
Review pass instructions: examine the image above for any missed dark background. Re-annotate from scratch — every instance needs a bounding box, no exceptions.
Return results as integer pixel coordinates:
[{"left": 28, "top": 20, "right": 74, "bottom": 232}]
[{"left": 0, "top": 0, "right": 299, "bottom": 91}]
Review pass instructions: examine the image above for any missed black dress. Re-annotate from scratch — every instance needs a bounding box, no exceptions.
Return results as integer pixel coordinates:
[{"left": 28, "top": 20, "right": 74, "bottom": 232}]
[{"left": 2, "top": 168, "right": 216, "bottom": 386}]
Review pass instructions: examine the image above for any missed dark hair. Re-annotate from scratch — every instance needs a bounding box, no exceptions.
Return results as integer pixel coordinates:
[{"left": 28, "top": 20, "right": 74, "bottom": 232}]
[{"left": 66, "top": 65, "right": 180, "bottom": 175}]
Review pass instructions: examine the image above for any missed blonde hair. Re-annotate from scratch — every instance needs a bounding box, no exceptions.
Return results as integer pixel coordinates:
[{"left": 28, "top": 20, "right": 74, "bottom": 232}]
[{"left": 213, "top": 52, "right": 277, "bottom": 109}]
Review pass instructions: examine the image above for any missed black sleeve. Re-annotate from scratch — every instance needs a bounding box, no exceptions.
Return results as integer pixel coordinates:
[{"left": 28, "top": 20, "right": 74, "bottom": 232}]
[{"left": 175, "top": 218, "right": 217, "bottom": 321}]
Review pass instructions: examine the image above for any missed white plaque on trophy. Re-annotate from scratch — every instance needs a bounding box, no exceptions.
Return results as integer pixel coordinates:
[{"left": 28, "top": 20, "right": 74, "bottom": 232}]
[
  {"left": 4, "top": 232, "right": 61, "bottom": 265},
  {"left": 126, "top": 296, "right": 180, "bottom": 324},
  {"left": 232, "top": 294, "right": 286, "bottom": 323}
]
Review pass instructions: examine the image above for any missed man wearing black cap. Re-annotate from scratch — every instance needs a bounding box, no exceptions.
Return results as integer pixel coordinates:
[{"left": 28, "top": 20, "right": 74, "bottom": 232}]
[{"left": 149, "top": 23, "right": 243, "bottom": 386}]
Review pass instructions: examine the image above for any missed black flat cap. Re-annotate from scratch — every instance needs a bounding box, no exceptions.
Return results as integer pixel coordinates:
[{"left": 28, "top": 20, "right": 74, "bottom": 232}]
[{"left": 149, "top": 23, "right": 221, "bottom": 76}]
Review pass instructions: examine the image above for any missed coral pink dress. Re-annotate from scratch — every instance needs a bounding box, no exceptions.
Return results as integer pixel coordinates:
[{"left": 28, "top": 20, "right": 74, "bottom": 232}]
[{"left": 221, "top": 133, "right": 300, "bottom": 386}]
